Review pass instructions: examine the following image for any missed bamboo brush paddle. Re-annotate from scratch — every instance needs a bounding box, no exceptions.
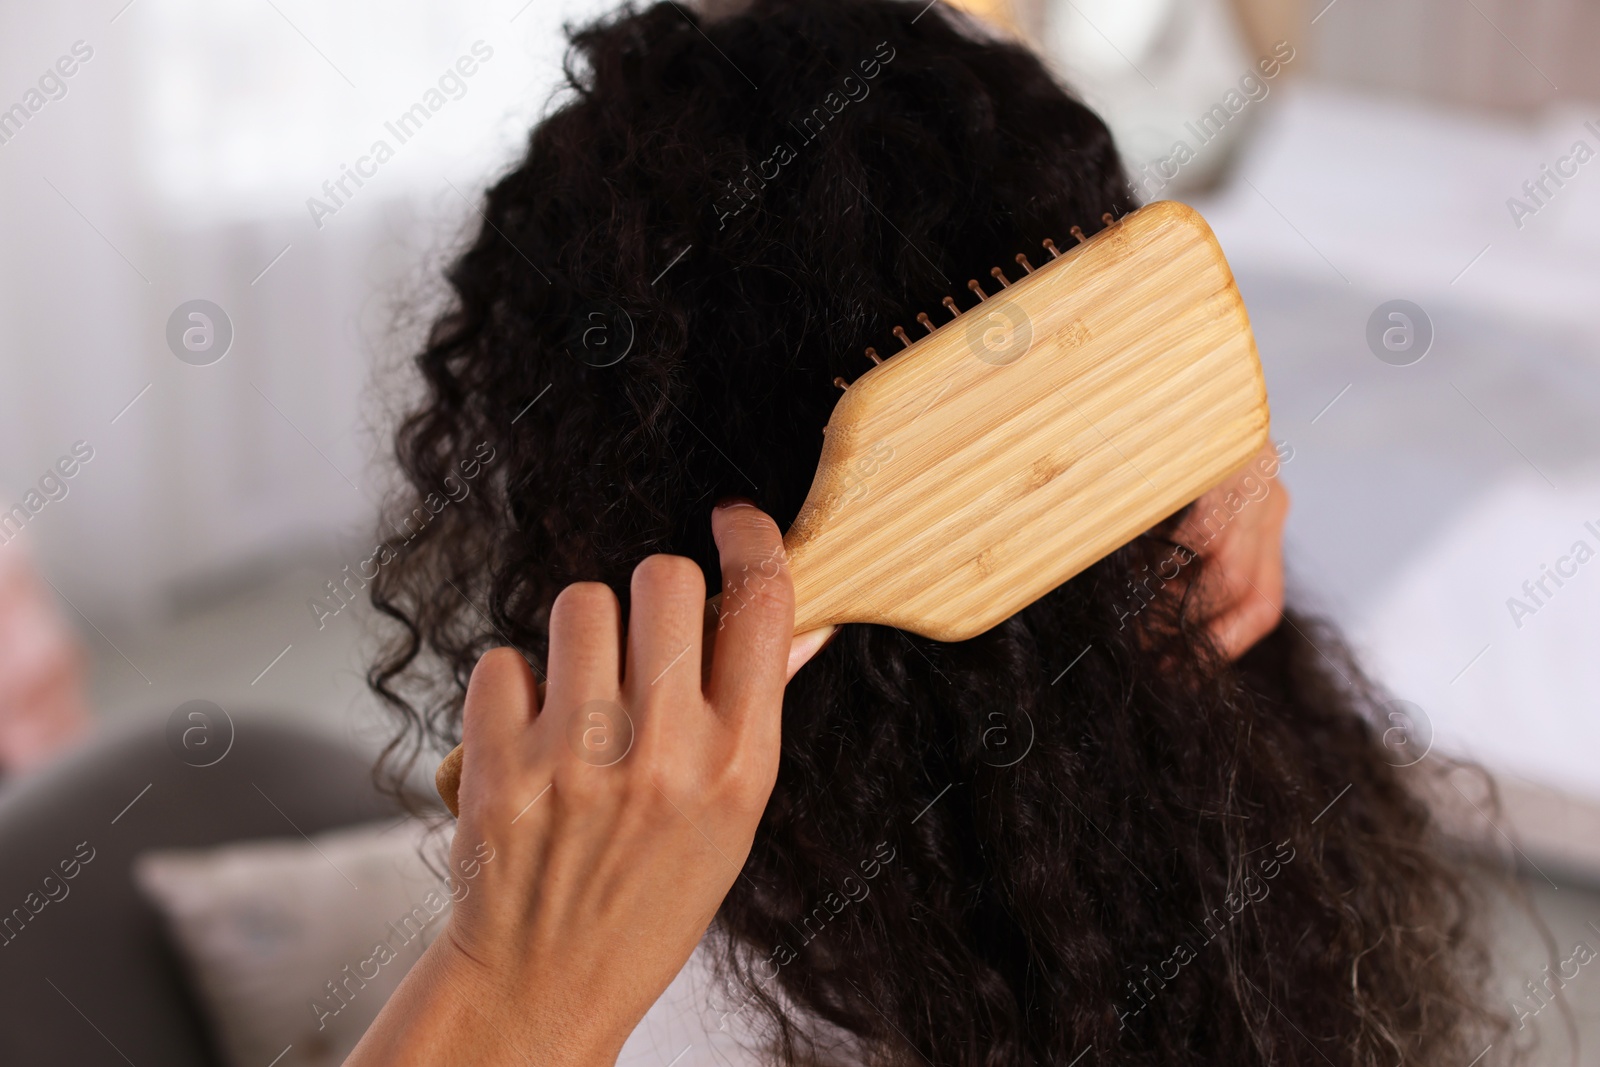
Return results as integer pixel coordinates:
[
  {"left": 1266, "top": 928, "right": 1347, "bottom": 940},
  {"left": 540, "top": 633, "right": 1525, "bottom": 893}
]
[{"left": 436, "top": 200, "right": 1268, "bottom": 814}]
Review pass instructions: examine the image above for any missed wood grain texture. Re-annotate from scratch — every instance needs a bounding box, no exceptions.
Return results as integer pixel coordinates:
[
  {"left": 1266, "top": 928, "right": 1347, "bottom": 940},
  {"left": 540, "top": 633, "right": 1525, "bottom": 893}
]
[{"left": 785, "top": 200, "right": 1269, "bottom": 641}]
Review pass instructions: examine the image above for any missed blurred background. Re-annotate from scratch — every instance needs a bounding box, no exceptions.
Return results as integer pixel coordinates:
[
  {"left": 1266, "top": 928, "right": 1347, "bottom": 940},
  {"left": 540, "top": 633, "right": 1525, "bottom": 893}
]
[{"left": 3, "top": 0, "right": 1599, "bottom": 1064}]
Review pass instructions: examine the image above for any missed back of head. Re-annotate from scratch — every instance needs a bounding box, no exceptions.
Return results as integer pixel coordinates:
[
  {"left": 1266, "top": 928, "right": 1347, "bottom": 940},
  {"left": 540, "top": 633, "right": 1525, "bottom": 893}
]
[{"left": 372, "top": 2, "right": 1508, "bottom": 1064}]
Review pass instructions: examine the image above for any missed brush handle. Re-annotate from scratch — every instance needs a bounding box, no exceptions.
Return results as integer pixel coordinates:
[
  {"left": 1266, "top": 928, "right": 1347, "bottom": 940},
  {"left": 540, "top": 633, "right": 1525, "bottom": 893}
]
[{"left": 786, "top": 536, "right": 863, "bottom": 634}]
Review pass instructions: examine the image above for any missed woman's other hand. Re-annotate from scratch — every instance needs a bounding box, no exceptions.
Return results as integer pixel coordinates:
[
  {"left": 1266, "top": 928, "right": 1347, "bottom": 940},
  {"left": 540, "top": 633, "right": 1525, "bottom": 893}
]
[
  {"left": 347, "top": 502, "right": 824, "bottom": 1067},
  {"left": 1173, "top": 441, "right": 1291, "bottom": 660}
]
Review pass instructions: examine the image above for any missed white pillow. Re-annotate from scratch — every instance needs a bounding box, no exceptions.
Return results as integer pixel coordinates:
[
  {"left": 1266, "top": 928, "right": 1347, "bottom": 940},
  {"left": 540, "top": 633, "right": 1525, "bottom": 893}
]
[
  {"left": 134, "top": 819, "right": 458, "bottom": 1067},
  {"left": 135, "top": 819, "right": 867, "bottom": 1067}
]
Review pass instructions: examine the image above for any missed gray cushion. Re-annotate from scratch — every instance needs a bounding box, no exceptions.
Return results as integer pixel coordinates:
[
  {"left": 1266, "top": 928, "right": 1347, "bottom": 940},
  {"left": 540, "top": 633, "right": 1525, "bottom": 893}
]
[{"left": 0, "top": 715, "right": 405, "bottom": 1067}]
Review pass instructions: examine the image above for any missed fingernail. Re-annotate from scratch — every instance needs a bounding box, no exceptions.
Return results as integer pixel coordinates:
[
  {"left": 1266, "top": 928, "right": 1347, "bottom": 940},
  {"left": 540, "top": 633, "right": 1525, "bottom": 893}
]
[{"left": 715, "top": 496, "right": 756, "bottom": 510}]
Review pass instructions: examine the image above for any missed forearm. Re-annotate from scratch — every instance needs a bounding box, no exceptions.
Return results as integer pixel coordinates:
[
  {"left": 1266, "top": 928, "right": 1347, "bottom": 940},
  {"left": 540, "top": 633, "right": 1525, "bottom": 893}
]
[
  {"left": 344, "top": 933, "right": 627, "bottom": 1067},
  {"left": 346, "top": 507, "right": 804, "bottom": 1066}
]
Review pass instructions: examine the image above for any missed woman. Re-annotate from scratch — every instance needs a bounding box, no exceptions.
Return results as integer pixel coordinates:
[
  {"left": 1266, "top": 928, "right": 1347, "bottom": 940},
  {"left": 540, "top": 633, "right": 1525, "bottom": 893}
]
[{"left": 351, "top": 1, "right": 1508, "bottom": 1063}]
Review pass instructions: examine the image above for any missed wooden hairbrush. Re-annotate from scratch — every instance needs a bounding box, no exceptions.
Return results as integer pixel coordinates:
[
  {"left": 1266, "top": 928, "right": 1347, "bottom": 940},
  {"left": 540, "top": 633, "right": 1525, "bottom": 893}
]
[{"left": 436, "top": 200, "right": 1267, "bottom": 814}]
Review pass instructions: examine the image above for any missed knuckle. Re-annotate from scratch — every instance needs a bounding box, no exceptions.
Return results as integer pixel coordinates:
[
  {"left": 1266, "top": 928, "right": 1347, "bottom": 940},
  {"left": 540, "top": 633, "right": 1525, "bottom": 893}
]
[
  {"left": 555, "top": 757, "right": 619, "bottom": 803},
  {"left": 716, "top": 746, "right": 776, "bottom": 804},
  {"left": 471, "top": 790, "right": 526, "bottom": 827},
  {"left": 641, "top": 748, "right": 694, "bottom": 795}
]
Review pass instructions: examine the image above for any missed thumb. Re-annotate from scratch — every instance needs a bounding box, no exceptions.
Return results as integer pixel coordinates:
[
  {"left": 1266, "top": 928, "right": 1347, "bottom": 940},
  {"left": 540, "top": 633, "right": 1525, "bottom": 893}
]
[{"left": 786, "top": 625, "right": 835, "bottom": 681}]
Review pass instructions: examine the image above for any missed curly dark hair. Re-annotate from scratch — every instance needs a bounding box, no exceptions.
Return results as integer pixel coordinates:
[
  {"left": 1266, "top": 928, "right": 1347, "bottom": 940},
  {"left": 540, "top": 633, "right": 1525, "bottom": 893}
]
[{"left": 369, "top": 1, "right": 1516, "bottom": 1064}]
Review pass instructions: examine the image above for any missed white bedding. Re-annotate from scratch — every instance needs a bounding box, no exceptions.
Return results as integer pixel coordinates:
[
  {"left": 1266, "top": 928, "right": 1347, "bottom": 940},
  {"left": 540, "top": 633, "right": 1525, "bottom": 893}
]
[{"left": 1189, "top": 85, "right": 1600, "bottom": 811}]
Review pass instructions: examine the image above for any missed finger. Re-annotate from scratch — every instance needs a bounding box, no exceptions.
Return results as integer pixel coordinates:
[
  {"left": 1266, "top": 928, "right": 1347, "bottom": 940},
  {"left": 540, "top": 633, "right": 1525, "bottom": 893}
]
[
  {"left": 1173, "top": 494, "right": 1221, "bottom": 553},
  {"left": 458, "top": 648, "right": 542, "bottom": 806},
  {"left": 624, "top": 555, "right": 706, "bottom": 703},
  {"left": 1210, "top": 593, "right": 1282, "bottom": 659},
  {"left": 786, "top": 625, "right": 835, "bottom": 681},
  {"left": 545, "top": 582, "right": 623, "bottom": 712},
  {"left": 703, "top": 599, "right": 829, "bottom": 683},
  {"left": 1264, "top": 475, "right": 1291, "bottom": 532},
  {"left": 707, "top": 502, "right": 795, "bottom": 714},
  {"left": 700, "top": 597, "right": 722, "bottom": 688},
  {"left": 1210, "top": 553, "right": 1284, "bottom": 659}
]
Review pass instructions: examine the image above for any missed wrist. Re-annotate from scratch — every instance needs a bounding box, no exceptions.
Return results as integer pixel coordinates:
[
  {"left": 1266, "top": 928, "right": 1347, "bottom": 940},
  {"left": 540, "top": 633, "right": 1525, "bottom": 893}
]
[
  {"left": 430, "top": 929, "right": 632, "bottom": 1067},
  {"left": 346, "top": 925, "right": 630, "bottom": 1067}
]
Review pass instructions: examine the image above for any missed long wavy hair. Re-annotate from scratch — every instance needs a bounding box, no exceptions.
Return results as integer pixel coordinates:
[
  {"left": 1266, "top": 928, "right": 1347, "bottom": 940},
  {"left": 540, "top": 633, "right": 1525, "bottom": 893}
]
[{"left": 369, "top": 2, "right": 1516, "bottom": 1063}]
